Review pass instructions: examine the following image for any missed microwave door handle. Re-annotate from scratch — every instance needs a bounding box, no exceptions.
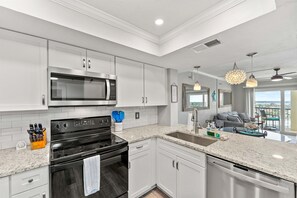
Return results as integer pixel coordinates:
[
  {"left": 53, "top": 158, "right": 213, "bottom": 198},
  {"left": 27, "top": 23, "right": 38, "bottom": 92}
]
[{"left": 106, "top": 79, "right": 110, "bottom": 100}]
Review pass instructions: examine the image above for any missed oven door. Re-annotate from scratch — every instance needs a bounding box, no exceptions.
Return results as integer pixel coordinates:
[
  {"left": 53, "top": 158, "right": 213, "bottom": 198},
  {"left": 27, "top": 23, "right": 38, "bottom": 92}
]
[
  {"left": 50, "top": 146, "right": 128, "bottom": 198},
  {"left": 48, "top": 67, "right": 116, "bottom": 106}
]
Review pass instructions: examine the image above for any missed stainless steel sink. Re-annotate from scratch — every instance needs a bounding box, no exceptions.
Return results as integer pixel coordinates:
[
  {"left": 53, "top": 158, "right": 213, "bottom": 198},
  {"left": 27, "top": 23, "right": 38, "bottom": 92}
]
[{"left": 166, "top": 131, "right": 217, "bottom": 146}]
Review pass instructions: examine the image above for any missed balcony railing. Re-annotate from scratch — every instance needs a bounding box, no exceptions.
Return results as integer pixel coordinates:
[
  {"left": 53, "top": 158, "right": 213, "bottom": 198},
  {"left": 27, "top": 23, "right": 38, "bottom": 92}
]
[{"left": 255, "top": 106, "right": 291, "bottom": 130}]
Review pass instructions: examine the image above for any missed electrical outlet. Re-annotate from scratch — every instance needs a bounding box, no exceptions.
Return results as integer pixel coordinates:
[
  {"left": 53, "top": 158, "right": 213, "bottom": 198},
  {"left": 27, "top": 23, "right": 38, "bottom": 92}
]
[{"left": 135, "top": 112, "right": 140, "bottom": 119}]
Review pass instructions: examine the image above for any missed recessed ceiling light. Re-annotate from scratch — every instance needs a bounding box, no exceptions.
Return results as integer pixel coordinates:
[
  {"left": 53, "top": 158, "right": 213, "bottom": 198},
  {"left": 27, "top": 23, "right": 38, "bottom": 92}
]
[
  {"left": 272, "top": 154, "right": 284, "bottom": 159},
  {"left": 155, "top": 19, "right": 164, "bottom": 26}
]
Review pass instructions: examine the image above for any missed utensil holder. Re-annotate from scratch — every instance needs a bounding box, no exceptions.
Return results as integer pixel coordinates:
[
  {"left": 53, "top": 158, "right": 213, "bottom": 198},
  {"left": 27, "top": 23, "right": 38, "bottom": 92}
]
[
  {"left": 30, "top": 129, "right": 47, "bottom": 150},
  {"left": 114, "top": 122, "right": 123, "bottom": 132}
]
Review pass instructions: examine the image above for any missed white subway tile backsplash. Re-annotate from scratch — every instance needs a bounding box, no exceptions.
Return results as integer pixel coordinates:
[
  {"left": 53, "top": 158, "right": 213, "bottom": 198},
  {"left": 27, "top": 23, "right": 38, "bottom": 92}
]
[{"left": 0, "top": 106, "right": 158, "bottom": 149}]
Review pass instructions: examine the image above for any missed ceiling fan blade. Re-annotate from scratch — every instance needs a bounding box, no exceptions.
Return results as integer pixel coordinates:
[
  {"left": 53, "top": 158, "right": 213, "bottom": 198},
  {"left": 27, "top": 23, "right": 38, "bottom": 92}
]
[
  {"left": 283, "top": 76, "right": 294, "bottom": 80},
  {"left": 280, "top": 72, "right": 297, "bottom": 76}
]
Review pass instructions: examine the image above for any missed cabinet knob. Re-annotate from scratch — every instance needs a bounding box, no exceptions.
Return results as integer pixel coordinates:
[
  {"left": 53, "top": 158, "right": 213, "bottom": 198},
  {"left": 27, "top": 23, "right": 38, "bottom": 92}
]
[
  {"left": 176, "top": 162, "right": 179, "bottom": 170},
  {"left": 28, "top": 178, "right": 34, "bottom": 183},
  {"left": 88, "top": 59, "right": 91, "bottom": 69},
  {"left": 83, "top": 58, "right": 86, "bottom": 68},
  {"left": 42, "top": 193, "right": 46, "bottom": 198},
  {"left": 172, "top": 160, "right": 175, "bottom": 168}
]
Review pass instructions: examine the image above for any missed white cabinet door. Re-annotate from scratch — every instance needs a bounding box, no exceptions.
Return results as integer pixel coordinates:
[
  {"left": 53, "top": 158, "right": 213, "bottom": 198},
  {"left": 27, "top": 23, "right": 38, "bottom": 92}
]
[
  {"left": 129, "top": 150, "right": 153, "bottom": 198},
  {"left": 116, "top": 58, "right": 144, "bottom": 107},
  {"left": 87, "top": 50, "right": 115, "bottom": 74},
  {"left": 144, "top": 65, "right": 167, "bottom": 106},
  {"left": 0, "top": 177, "right": 9, "bottom": 198},
  {"left": 176, "top": 156, "right": 206, "bottom": 198},
  {"left": 11, "top": 184, "right": 49, "bottom": 198},
  {"left": 157, "top": 148, "right": 176, "bottom": 198},
  {"left": 49, "top": 41, "right": 86, "bottom": 70},
  {"left": 0, "top": 29, "right": 48, "bottom": 111}
]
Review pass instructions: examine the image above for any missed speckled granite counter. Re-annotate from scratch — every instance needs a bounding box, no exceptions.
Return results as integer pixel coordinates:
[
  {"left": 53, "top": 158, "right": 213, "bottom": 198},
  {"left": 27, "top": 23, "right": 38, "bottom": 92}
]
[
  {"left": 0, "top": 145, "right": 50, "bottom": 178},
  {"left": 115, "top": 124, "right": 297, "bottom": 183}
]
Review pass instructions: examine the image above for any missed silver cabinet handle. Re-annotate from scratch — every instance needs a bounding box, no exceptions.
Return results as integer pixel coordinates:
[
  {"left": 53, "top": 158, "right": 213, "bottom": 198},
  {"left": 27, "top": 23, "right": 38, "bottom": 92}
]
[
  {"left": 142, "top": 97, "right": 144, "bottom": 103},
  {"left": 176, "top": 162, "right": 179, "bottom": 170},
  {"left": 42, "top": 193, "right": 46, "bottom": 198},
  {"left": 88, "top": 59, "right": 91, "bottom": 69},
  {"left": 172, "top": 160, "right": 175, "bottom": 168},
  {"left": 145, "top": 97, "right": 148, "bottom": 103},
  {"left": 28, "top": 178, "right": 33, "bottom": 183},
  {"left": 83, "top": 58, "right": 86, "bottom": 68},
  {"left": 136, "top": 145, "right": 143, "bottom": 149},
  {"left": 42, "top": 95, "right": 45, "bottom": 106}
]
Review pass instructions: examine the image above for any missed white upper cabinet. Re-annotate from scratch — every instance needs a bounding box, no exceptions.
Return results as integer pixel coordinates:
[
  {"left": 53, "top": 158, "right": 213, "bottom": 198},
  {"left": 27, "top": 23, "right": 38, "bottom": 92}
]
[
  {"left": 87, "top": 50, "right": 115, "bottom": 74},
  {"left": 0, "top": 29, "right": 48, "bottom": 112},
  {"left": 49, "top": 41, "right": 115, "bottom": 75},
  {"left": 115, "top": 58, "right": 168, "bottom": 107},
  {"left": 116, "top": 58, "right": 144, "bottom": 107},
  {"left": 144, "top": 64, "right": 167, "bottom": 106},
  {"left": 49, "top": 41, "right": 87, "bottom": 70}
]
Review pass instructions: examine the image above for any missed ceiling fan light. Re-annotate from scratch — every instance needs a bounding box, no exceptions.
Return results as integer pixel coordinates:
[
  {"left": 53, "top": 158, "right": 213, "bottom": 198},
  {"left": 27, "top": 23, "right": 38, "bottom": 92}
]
[
  {"left": 193, "top": 81, "right": 201, "bottom": 91},
  {"left": 271, "top": 75, "right": 283, "bottom": 81},
  {"left": 246, "top": 74, "right": 258, "bottom": 88}
]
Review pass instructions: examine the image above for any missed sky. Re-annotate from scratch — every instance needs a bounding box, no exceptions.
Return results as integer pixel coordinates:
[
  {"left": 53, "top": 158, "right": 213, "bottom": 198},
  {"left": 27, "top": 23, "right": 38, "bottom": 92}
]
[{"left": 255, "top": 91, "right": 291, "bottom": 102}]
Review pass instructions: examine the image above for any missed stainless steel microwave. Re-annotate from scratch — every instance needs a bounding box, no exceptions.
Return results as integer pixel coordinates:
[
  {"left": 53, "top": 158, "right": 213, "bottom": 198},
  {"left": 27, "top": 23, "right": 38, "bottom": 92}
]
[{"left": 48, "top": 67, "right": 116, "bottom": 106}]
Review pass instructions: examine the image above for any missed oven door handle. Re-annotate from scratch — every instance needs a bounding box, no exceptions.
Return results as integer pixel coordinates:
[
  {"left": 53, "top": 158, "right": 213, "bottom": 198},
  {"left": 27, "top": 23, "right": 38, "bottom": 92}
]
[
  {"left": 51, "top": 146, "right": 128, "bottom": 172},
  {"left": 106, "top": 79, "right": 110, "bottom": 100}
]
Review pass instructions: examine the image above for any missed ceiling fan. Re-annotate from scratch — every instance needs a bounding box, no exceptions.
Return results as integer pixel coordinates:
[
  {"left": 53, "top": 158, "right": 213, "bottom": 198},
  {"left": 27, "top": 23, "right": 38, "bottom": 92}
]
[{"left": 271, "top": 68, "right": 296, "bottom": 81}]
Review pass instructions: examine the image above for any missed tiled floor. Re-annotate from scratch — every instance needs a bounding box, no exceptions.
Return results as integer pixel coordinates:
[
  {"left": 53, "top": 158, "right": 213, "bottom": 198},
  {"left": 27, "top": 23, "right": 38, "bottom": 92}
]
[{"left": 141, "top": 188, "right": 169, "bottom": 198}]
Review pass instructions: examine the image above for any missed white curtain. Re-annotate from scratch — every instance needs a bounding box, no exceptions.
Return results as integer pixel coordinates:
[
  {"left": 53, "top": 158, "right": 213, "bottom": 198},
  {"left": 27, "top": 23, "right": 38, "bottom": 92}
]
[{"left": 245, "top": 88, "right": 255, "bottom": 117}]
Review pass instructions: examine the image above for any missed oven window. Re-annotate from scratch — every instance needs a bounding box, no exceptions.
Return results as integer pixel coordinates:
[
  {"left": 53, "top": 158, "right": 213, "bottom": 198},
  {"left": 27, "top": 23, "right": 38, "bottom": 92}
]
[
  {"left": 51, "top": 151, "right": 128, "bottom": 198},
  {"left": 51, "top": 73, "right": 106, "bottom": 100}
]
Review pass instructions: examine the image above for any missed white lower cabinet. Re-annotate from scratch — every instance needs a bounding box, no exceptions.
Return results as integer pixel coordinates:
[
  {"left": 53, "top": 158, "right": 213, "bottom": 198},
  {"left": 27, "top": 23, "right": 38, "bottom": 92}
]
[
  {"left": 0, "top": 166, "right": 49, "bottom": 198},
  {"left": 11, "top": 185, "right": 48, "bottom": 198},
  {"left": 129, "top": 139, "right": 156, "bottom": 198},
  {"left": 0, "top": 176, "right": 9, "bottom": 198},
  {"left": 157, "top": 139, "right": 206, "bottom": 198}
]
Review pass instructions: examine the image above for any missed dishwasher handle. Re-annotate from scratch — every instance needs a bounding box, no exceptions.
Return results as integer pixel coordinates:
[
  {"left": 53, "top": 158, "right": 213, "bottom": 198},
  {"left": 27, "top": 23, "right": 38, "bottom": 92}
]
[{"left": 209, "top": 161, "right": 290, "bottom": 194}]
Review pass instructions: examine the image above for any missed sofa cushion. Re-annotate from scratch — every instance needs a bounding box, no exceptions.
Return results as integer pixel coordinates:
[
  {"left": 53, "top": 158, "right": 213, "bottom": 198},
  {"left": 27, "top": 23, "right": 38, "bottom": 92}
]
[
  {"left": 239, "top": 113, "right": 251, "bottom": 123},
  {"left": 227, "top": 115, "right": 241, "bottom": 123},
  {"left": 217, "top": 113, "right": 228, "bottom": 120}
]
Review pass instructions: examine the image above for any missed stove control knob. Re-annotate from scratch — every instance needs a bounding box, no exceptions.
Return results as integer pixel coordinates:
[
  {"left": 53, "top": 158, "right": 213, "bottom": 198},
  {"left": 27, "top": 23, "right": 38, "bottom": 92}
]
[
  {"left": 105, "top": 119, "right": 108, "bottom": 123},
  {"left": 56, "top": 124, "right": 60, "bottom": 129},
  {"left": 63, "top": 123, "right": 68, "bottom": 128}
]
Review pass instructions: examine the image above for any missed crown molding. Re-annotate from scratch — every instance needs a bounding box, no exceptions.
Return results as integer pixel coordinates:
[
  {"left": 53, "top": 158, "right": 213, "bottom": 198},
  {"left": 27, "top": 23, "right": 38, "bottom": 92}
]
[
  {"left": 50, "top": 0, "right": 160, "bottom": 44},
  {"left": 159, "top": 0, "right": 246, "bottom": 44}
]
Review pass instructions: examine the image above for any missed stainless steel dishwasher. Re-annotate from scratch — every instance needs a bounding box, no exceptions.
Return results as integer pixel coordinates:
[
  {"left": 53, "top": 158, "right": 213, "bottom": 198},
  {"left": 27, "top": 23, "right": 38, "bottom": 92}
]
[{"left": 207, "top": 156, "right": 296, "bottom": 198}]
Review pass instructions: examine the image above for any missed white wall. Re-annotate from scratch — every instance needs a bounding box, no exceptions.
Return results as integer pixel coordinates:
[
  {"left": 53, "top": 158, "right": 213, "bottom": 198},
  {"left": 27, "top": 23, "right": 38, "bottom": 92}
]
[
  {"left": 0, "top": 106, "right": 158, "bottom": 149},
  {"left": 178, "top": 72, "right": 232, "bottom": 126}
]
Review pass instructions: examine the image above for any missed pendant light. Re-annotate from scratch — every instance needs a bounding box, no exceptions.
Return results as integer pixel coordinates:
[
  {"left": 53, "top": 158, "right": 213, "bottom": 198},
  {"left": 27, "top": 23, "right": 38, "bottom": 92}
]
[
  {"left": 192, "top": 66, "right": 201, "bottom": 91},
  {"left": 246, "top": 52, "right": 258, "bottom": 88},
  {"left": 225, "top": 62, "right": 246, "bottom": 85}
]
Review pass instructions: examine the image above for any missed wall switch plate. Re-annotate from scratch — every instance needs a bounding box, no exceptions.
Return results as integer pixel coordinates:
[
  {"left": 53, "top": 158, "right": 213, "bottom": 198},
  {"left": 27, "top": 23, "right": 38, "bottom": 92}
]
[{"left": 135, "top": 112, "right": 140, "bottom": 119}]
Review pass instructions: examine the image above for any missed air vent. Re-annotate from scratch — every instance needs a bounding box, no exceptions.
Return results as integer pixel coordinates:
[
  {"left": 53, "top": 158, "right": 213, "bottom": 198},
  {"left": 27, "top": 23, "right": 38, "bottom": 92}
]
[
  {"left": 191, "top": 39, "right": 221, "bottom": 53},
  {"left": 204, "top": 39, "right": 221, "bottom": 47}
]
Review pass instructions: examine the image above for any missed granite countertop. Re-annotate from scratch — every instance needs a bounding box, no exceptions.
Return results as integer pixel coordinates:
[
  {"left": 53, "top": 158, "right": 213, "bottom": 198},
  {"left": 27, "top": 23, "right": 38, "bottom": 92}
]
[
  {"left": 115, "top": 124, "right": 297, "bottom": 183},
  {"left": 0, "top": 144, "right": 50, "bottom": 178}
]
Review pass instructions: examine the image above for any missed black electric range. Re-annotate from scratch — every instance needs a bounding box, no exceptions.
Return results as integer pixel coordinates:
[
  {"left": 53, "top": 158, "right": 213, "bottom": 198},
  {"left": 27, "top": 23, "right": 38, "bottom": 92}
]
[{"left": 50, "top": 116, "right": 128, "bottom": 198}]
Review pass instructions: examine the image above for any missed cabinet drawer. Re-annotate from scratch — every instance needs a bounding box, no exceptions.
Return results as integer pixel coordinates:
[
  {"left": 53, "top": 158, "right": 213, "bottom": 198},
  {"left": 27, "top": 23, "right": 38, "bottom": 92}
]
[
  {"left": 158, "top": 139, "right": 206, "bottom": 168},
  {"left": 129, "top": 139, "right": 150, "bottom": 156},
  {"left": 11, "top": 184, "right": 49, "bottom": 198},
  {"left": 11, "top": 166, "right": 49, "bottom": 195}
]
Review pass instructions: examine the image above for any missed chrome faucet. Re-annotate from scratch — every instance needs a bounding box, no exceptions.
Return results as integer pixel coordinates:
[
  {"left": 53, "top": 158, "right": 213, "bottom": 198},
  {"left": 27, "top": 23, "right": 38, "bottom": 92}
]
[{"left": 192, "top": 108, "right": 201, "bottom": 134}]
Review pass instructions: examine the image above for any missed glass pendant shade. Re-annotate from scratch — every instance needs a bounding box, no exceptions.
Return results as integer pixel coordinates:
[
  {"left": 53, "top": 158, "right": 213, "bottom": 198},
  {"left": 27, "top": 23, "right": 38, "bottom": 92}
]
[
  {"left": 225, "top": 62, "right": 246, "bottom": 85},
  {"left": 246, "top": 74, "right": 258, "bottom": 87},
  {"left": 246, "top": 52, "right": 258, "bottom": 88},
  {"left": 193, "top": 81, "right": 201, "bottom": 91}
]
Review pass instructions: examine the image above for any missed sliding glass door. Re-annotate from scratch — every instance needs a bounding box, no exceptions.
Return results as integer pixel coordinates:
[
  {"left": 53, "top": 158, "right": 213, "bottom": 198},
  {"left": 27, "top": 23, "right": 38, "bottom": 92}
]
[{"left": 255, "top": 89, "right": 297, "bottom": 133}]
